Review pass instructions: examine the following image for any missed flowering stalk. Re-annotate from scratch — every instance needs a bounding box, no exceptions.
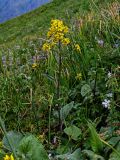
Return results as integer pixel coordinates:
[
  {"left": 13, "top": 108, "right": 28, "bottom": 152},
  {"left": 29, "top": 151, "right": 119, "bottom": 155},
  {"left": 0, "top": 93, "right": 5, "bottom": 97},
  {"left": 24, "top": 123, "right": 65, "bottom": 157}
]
[
  {"left": 57, "top": 42, "right": 62, "bottom": 129},
  {"left": 42, "top": 19, "right": 70, "bottom": 130}
]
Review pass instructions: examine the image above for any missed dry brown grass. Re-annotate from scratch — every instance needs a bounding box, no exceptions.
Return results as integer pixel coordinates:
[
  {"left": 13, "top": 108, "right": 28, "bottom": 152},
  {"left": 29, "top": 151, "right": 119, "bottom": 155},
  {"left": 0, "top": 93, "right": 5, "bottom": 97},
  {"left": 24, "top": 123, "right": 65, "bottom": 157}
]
[{"left": 101, "top": 1, "right": 120, "bottom": 22}]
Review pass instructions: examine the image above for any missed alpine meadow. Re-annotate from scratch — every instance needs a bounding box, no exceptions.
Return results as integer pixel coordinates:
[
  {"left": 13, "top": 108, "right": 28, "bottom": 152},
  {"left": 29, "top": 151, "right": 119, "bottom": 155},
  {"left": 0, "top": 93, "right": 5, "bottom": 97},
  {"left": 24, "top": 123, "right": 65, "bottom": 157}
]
[{"left": 0, "top": 0, "right": 120, "bottom": 159}]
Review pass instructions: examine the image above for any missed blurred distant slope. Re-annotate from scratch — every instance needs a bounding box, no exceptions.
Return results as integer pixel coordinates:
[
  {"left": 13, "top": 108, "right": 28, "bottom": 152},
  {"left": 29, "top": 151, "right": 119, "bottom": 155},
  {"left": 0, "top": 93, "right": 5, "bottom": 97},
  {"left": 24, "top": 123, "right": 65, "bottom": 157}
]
[
  {"left": 0, "top": 0, "right": 114, "bottom": 47},
  {"left": 0, "top": 0, "right": 50, "bottom": 23}
]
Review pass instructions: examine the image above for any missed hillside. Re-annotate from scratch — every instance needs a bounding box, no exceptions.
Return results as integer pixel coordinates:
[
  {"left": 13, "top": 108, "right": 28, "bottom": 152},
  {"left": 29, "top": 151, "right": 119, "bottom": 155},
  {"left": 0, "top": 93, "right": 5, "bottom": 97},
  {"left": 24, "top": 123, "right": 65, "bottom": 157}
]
[
  {"left": 0, "top": 0, "right": 50, "bottom": 23},
  {"left": 0, "top": 0, "right": 114, "bottom": 48},
  {"left": 0, "top": 0, "right": 120, "bottom": 159}
]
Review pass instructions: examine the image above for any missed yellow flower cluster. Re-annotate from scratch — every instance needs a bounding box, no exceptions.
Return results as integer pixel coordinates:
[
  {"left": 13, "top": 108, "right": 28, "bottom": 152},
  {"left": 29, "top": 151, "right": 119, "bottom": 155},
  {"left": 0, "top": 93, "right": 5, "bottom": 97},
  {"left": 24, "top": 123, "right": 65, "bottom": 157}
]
[
  {"left": 3, "top": 154, "right": 14, "bottom": 160},
  {"left": 75, "top": 44, "right": 81, "bottom": 51},
  {"left": 0, "top": 141, "right": 3, "bottom": 148},
  {"left": 42, "top": 19, "right": 70, "bottom": 52},
  {"left": 38, "top": 133, "right": 45, "bottom": 143},
  {"left": 75, "top": 73, "right": 82, "bottom": 80},
  {"left": 62, "top": 38, "right": 70, "bottom": 45},
  {"left": 47, "top": 19, "right": 69, "bottom": 40},
  {"left": 32, "top": 63, "right": 37, "bottom": 69},
  {"left": 42, "top": 43, "right": 51, "bottom": 52}
]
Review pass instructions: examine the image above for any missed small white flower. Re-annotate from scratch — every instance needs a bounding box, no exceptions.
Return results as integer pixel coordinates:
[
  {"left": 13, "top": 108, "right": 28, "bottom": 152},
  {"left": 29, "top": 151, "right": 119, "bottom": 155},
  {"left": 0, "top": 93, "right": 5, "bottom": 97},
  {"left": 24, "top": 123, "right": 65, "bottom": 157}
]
[
  {"left": 27, "top": 76, "right": 31, "bottom": 80},
  {"left": 48, "top": 153, "right": 52, "bottom": 159},
  {"left": 108, "top": 72, "right": 112, "bottom": 78},
  {"left": 102, "top": 99, "right": 110, "bottom": 108},
  {"left": 106, "top": 93, "right": 113, "bottom": 98},
  {"left": 15, "top": 45, "right": 20, "bottom": 49},
  {"left": 35, "top": 49, "right": 38, "bottom": 53}
]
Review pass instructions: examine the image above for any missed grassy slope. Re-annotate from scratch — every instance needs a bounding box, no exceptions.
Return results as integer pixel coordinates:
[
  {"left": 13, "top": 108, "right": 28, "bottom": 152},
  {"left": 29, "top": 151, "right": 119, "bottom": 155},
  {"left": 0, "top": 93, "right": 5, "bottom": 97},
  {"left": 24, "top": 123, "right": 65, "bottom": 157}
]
[{"left": 0, "top": 0, "right": 114, "bottom": 48}]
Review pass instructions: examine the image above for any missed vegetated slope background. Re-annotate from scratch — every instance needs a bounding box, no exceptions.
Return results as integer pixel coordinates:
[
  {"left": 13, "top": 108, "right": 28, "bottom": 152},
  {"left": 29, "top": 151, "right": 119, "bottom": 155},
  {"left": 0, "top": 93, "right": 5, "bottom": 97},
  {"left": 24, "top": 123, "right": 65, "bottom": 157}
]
[
  {"left": 0, "top": 0, "right": 115, "bottom": 48},
  {"left": 0, "top": 0, "right": 50, "bottom": 23}
]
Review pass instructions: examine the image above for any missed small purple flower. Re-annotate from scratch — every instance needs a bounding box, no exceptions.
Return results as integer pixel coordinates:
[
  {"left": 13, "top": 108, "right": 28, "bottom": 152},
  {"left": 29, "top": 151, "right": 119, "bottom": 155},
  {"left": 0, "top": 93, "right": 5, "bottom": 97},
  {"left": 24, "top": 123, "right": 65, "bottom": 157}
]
[
  {"left": 53, "top": 136, "right": 57, "bottom": 144},
  {"left": 114, "top": 39, "right": 120, "bottom": 48},
  {"left": 2, "top": 55, "right": 6, "bottom": 66},
  {"left": 95, "top": 37, "right": 104, "bottom": 47},
  {"left": 114, "top": 43, "right": 119, "bottom": 48},
  {"left": 97, "top": 39, "right": 104, "bottom": 47}
]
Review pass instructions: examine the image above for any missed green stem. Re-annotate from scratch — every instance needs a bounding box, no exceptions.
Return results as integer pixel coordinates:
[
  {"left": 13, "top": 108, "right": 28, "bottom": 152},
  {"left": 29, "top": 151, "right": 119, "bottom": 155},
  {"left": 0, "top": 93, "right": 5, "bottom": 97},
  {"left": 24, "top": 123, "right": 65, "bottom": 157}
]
[
  {"left": 30, "top": 88, "right": 39, "bottom": 133},
  {"left": 57, "top": 42, "right": 62, "bottom": 129},
  {"left": 48, "top": 105, "right": 52, "bottom": 146},
  {"left": 100, "top": 138, "right": 120, "bottom": 158}
]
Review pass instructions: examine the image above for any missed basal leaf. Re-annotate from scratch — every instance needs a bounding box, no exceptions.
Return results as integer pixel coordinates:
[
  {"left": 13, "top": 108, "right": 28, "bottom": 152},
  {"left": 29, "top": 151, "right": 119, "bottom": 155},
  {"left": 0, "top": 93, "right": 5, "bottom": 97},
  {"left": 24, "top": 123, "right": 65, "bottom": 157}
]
[
  {"left": 64, "top": 125, "right": 81, "bottom": 140},
  {"left": 3, "top": 131, "right": 23, "bottom": 151},
  {"left": 18, "top": 135, "right": 48, "bottom": 160},
  {"left": 60, "top": 101, "right": 74, "bottom": 121},
  {"left": 81, "top": 84, "right": 91, "bottom": 97}
]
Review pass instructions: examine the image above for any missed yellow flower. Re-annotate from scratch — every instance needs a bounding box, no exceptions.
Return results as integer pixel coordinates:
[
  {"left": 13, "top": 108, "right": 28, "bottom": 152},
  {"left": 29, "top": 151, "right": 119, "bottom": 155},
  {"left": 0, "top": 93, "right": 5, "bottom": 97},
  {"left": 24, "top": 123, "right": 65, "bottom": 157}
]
[
  {"left": 75, "top": 44, "right": 80, "bottom": 51},
  {"left": 47, "top": 19, "right": 69, "bottom": 44},
  {"left": 0, "top": 141, "right": 3, "bottom": 148},
  {"left": 75, "top": 73, "right": 82, "bottom": 80},
  {"left": 44, "top": 19, "right": 70, "bottom": 50},
  {"left": 38, "top": 133, "right": 45, "bottom": 143},
  {"left": 53, "top": 33, "right": 64, "bottom": 42},
  {"left": 62, "top": 38, "right": 70, "bottom": 45},
  {"left": 10, "top": 155, "right": 14, "bottom": 160},
  {"left": 39, "top": 134, "right": 44, "bottom": 140},
  {"left": 42, "top": 43, "right": 51, "bottom": 52},
  {"left": 3, "top": 154, "right": 14, "bottom": 160},
  {"left": 4, "top": 155, "right": 9, "bottom": 160},
  {"left": 50, "top": 41, "right": 56, "bottom": 47},
  {"left": 63, "top": 26, "right": 69, "bottom": 33},
  {"left": 32, "top": 63, "right": 37, "bottom": 69}
]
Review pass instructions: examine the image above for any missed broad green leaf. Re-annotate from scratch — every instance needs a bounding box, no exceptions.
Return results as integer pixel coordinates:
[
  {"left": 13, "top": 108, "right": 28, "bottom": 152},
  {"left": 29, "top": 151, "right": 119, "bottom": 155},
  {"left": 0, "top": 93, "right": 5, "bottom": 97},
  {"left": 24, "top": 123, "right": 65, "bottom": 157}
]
[
  {"left": 60, "top": 101, "right": 74, "bottom": 121},
  {"left": 109, "top": 142, "right": 120, "bottom": 160},
  {"left": 0, "top": 149, "right": 6, "bottom": 159},
  {"left": 83, "top": 150, "right": 105, "bottom": 160},
  {"left": 81, "top": 84, "right": 91, "bottom": 97},
  {"left": 56, "top": 148, "right": 83, "bottom": 160},
  {"left": 108, "top": 137, "right": 120, "bottom": 147},
  {"left": 56, "top": 144, "right": 70, "bottom": 155},
  {"left": 70, "top": 148, "right": 83, "bottom": 160},
  {"left": 88, "top": 122, "right": 103, "bottom": 154},
  {"left": 2, "top": 131, "right": 23, "bottom": 151},
  {"left": 64, "top": 125, "right": 81, "bottom": 140},
  {"left": 105, "top": 136, "right": 120, "bottom": 154},
  {"left": 56, "top": 153, "right": 69, "bottom": 160},
  {"left": 18, "top": 135, "right": 48, "bottom": 160}
]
